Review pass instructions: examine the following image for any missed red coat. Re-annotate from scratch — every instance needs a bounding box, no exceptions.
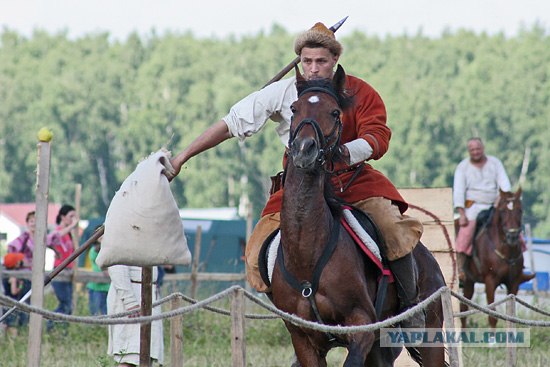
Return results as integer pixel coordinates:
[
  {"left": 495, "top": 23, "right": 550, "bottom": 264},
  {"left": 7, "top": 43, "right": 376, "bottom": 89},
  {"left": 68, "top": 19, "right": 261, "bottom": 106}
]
[{"left": 261, "top": 75, "right": 407, "bottom": 216}]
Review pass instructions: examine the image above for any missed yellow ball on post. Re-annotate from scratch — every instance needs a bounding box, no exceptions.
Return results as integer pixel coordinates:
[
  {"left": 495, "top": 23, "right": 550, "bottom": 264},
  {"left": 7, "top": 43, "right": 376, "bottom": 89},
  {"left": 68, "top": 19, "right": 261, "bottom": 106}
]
[{"left": 37, "top": 127, "right": 53, "bottom": 142}]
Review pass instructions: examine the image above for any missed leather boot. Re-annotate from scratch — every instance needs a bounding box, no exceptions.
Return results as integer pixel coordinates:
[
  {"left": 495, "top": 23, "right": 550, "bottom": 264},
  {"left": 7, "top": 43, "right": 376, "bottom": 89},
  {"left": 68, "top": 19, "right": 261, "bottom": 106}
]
[{"left": 388, "top": 252, "right": 425, "bottom": 330}]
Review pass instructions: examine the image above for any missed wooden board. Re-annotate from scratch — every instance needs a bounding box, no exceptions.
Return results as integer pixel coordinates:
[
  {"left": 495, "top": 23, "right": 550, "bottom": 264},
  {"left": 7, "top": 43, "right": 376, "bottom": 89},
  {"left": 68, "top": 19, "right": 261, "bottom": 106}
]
[
  {"left": 399, "top": 187, "right": 455, "bottom": 253},
  {"left": 394, "top": 187, "right": 459, "bottom": 367}
]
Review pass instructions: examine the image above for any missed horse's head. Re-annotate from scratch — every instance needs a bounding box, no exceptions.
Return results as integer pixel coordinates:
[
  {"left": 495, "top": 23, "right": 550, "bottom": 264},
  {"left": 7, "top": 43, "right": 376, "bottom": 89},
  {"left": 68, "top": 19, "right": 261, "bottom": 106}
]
[
  {"left": 288, "top": 64, "right": 352, "bottom": 171},
  {"left": 496, "top": 188, "right": 523, "bottom": 246}
]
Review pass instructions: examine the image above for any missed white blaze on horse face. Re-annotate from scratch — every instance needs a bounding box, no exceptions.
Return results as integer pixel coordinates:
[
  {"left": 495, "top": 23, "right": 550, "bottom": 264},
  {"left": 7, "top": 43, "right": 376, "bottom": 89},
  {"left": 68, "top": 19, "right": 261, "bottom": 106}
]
[
  {"left": 507, "top": 201, "right": 514, "bottom": 210},
  {"left": 308, "top": 95, "right": 320, "bottom": 104}
]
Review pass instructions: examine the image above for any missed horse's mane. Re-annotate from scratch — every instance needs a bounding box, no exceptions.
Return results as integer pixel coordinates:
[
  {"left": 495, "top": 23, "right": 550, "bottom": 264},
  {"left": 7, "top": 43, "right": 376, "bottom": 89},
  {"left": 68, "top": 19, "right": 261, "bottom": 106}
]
[{"left": 295, "top": 78, "right": 354, "bottom": 110}]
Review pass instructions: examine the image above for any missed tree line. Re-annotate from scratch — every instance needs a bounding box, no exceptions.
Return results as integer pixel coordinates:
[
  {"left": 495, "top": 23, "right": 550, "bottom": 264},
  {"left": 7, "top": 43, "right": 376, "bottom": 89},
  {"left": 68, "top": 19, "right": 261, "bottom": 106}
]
[{"left": 1, "top": 25, "right": 549, "bottom": 236}]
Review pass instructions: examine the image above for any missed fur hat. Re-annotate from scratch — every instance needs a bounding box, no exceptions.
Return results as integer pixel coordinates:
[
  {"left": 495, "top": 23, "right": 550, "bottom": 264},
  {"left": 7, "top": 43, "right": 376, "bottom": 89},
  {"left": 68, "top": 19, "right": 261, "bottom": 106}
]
[
  {"left": 294, "top": 22, "right": 343, "bottom": 56},
  {"left": 3, "top": 253, "right": 25, "bottom": 269}
]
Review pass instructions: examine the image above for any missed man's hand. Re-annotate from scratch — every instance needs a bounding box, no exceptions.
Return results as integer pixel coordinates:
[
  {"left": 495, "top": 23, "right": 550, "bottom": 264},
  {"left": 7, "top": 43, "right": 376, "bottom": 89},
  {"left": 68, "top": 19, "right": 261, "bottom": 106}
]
[
  {"left": 458, "top": 214, "right": 469, "bottom": 227},
  {"left": 338, "top": 145, "right": 351, "bottom": 165},
  {"left": 166, "top": 158, "right": 181, "bottom": 182}
]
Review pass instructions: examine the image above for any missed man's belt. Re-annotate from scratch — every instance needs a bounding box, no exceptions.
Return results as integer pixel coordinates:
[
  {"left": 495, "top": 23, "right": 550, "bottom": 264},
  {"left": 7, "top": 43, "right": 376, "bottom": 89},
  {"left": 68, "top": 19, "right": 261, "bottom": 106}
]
[
  {"left": 465, "top": 199, "right": 475, "bottom": 208},
  {"left": 130, "top": 280, "right": 158, "bottom": 285},
  {"left": 335, "top": 162, "right": 365, "bottom": 176}
]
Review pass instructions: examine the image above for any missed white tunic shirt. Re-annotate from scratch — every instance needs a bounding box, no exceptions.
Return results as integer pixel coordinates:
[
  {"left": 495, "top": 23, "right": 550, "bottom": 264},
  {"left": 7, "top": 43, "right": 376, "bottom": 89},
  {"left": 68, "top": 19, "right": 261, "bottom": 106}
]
[
  {"left": 107, "top": 265, "right": 164, "bottom": 364},
  {"left": 453, "top": 155, "right": 511, "bottom": 220}
]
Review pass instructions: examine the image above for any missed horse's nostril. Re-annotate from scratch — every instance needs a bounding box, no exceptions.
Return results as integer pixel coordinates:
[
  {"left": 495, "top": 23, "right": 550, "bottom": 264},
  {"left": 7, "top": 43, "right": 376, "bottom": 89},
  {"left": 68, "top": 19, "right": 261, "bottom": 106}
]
[{"left": 301, "top": 137, "right": 317, "bottom": 155}]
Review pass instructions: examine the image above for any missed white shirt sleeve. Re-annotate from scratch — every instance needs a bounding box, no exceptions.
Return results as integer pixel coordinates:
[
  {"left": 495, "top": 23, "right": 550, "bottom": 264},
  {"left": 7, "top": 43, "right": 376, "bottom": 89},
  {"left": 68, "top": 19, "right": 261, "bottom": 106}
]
[
  {"left": 453, "top": 161, "right": 467, "bottom": 209},
  {"left": 344, "top": 139, "right": 373, "bottom": 165},
  {"left": 223, "top": 78, "right": 297, "bottom": 145}
]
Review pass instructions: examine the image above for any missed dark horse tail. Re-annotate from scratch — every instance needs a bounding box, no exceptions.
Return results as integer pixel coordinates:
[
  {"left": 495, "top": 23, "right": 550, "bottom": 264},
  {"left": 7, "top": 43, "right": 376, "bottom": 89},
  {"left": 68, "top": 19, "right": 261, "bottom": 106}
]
[
  {"left": 406, "top": 347, "right": 423, "bottom": 366},
  {"left": 405, "top": 346, "right": 450, "bottom": 366}
]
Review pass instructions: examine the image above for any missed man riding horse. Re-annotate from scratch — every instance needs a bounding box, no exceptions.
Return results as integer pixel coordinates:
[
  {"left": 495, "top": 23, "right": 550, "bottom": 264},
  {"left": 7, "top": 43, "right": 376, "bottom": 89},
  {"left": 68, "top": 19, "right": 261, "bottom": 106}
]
[
  {"left": 169, "top": 22, "right": 424, "bottom": 329},
  {"left": 453, "top": 137, "right": 516, "bottom": 282}
]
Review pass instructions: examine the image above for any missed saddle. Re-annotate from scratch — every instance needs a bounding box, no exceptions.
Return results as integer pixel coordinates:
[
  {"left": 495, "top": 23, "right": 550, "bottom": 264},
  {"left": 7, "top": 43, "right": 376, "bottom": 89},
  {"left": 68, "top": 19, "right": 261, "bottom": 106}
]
[
  {"left": 474, "top": 207, "right": 495, "bottom": 239},
  {"left": 258, "top": 205, "right": 394, "bottom": 317},
  {"left": 470, "top": 207, "right": 495, "bottom": 274}
]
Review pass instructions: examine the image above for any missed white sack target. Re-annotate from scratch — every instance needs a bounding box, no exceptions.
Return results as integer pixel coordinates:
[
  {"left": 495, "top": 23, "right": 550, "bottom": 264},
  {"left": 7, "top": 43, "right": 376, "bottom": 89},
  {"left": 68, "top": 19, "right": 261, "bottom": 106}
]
[{"left": 96, "top": 150, "right": 192, "bottom": 268}]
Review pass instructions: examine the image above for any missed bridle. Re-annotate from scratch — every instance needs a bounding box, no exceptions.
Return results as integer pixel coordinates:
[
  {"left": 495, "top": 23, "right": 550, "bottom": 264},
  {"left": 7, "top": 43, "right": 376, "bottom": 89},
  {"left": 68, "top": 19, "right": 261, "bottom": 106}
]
[
  {"left": 288, "top": 87, "right": 343, "bottom": 169},
  {"left": 498, "top": 198, "right": 523, "bottom": 246}
]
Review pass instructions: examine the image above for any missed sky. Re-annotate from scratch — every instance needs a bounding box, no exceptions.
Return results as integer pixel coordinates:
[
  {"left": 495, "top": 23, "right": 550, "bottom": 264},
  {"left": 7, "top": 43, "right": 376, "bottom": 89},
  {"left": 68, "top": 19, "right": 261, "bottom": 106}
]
[{"left": 1, "top": 0, "right": 549, "bottom": 41}]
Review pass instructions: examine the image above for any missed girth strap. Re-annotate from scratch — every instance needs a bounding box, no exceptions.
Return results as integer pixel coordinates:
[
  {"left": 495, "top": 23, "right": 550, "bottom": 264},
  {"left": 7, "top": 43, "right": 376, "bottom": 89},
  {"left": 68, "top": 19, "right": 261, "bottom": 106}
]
[{"left": 277, "top": 218, "right": 340, "bottom": 296}]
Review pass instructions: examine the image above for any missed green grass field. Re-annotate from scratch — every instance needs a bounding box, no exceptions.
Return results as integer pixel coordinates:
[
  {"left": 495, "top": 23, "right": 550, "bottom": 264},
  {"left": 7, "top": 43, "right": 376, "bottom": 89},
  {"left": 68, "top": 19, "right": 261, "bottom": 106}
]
[{"left": 1, "top": 286, "right": 550, "bottom": 366}]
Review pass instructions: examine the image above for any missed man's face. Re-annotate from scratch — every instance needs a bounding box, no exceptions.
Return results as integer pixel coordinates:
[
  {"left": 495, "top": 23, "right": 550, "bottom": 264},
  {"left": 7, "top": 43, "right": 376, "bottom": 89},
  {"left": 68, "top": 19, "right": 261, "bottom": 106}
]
[
  {"left": 27, "top": 215, "right": 36, "bottom": 232},
  {"left": 300, "top": 47, "right": 339, "bottom": 80},
  {"left": 467, "top": 140, "right": 485, "bottom": 163},
  {"left": 62, "top": 210, "right": 77, "bottom": 227}
]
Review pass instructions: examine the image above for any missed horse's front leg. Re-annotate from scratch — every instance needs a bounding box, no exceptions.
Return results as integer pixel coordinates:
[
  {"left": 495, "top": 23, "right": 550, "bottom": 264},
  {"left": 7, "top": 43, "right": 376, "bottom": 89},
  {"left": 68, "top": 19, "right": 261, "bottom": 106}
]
[
  {"left": 343, "top": 332, "right": 376, "bottom": 367},
  {"left": 484, "top": 278, "right": 498, "bottom": 329},
  {"left": 341, "top": 311, "right": 377, "bottom": 366},
  {"left": 460, "top": 279, "right": 475, "bottom": 328},
  {"left": 285, "top": 322, "right": 328, "bottom": 367}
]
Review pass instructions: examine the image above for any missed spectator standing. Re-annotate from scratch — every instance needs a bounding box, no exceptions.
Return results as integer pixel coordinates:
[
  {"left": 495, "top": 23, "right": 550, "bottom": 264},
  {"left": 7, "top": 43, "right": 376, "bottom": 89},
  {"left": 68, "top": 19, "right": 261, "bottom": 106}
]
[
  {"left": 86, "top": 232, "right": 109, "bottom": 315},
  {"left": 46, "top": 204, "right": 79, "bottom": 331}
]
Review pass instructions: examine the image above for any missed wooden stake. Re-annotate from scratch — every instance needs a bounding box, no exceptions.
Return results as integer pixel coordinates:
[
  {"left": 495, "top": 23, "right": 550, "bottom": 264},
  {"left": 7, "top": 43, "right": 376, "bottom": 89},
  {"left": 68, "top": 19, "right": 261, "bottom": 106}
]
[
  {"left": 441, "top": 288, "right": 460, "bottom": 367},
  {"left": 27, "top": 140, "right": 51, "bottom": 367},
  {"left": 140, "top": 267, "right": 153, "bottom": 367},
  {"left": 190, "top": 226, "right": 202, "bottom": 300},
  {"left": 525, "top": 224, "right": 537, "bottom": 292},
  {"left": 506, "top": 297, "right": 517, "bottom": 367},
  {"left": 170, "top": 297, "right": 184, "bottom": 367},
  {"left": 231, "top": 288, "right": 246, "bottom": 367}
]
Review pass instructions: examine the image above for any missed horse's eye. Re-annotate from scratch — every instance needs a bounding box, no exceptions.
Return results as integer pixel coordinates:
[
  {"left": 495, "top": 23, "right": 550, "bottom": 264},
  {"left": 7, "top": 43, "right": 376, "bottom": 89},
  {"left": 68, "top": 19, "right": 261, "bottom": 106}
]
[
  {"left": 290, "top": 105, "right": 297, "bottom": 113},
  {"left": 331, "top": 109, "right": 340, "bottom": 118}
]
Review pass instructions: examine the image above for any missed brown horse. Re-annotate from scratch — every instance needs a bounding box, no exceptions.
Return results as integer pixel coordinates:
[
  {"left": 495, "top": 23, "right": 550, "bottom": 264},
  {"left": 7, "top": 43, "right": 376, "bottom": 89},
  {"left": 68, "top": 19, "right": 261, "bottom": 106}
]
[
  {"left": 460, "top": 188, "right": 535, "bottom": 329},
  {"left": 270, "top": 65, "right": 447, "bottom": 366}
]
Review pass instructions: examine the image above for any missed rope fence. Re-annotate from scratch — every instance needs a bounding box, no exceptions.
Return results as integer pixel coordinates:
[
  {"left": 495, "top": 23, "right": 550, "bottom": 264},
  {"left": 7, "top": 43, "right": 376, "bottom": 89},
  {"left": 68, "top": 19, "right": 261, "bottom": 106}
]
[
  {"left": 1, "top": 284, "right": 549, "bottom": 366},
  {"left": 1, "top": 285, "right": 549, "bottom": 329}
]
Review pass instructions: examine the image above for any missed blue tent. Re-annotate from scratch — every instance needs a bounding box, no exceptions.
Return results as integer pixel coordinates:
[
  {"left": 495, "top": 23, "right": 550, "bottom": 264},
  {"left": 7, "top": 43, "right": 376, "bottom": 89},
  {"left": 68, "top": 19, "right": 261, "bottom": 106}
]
[{"left": 179, "top": 218, "right": 249, "bottom": 273}]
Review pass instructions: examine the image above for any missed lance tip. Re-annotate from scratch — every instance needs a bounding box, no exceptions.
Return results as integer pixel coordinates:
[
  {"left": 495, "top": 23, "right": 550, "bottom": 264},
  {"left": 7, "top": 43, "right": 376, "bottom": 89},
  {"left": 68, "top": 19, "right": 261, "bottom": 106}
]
[{"left": 330, "top": 16, "right": 349, "bottom": 32}]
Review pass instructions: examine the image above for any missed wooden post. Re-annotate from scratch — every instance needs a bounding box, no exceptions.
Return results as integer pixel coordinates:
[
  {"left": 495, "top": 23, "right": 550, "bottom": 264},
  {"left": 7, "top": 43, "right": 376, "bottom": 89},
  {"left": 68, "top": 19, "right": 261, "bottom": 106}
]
[
  {"left": 231, "top": 288, "right": 246, "bottom": 367},
  {"left": 525, "top": 224, "right": 537, "bottom": 292},
  {"left": 71, "top": 183, "right": 82, "bottom": 312},
  {"left": 190, "top": 226, "right": 202, "bottom": 300},
  {"left": 441, "top": 288, "right": 460, "bottom": 367},
  {"left": 27, "top": 139, "right": 52, "bottom": 367},
  {"left": 170, "top": 296, "right": 184, "bottom": 367},
  {"left": 140, "top": 267, "right": 153, "bottom": 367},
  {"left": 506, "top": 297, "right": 517, "bottom": 367}
]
